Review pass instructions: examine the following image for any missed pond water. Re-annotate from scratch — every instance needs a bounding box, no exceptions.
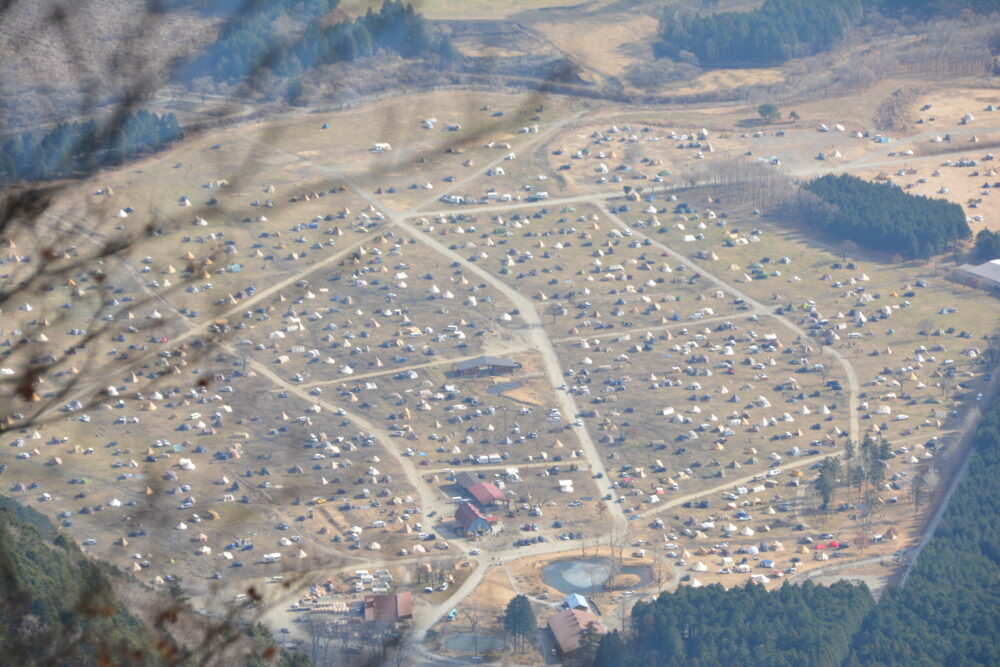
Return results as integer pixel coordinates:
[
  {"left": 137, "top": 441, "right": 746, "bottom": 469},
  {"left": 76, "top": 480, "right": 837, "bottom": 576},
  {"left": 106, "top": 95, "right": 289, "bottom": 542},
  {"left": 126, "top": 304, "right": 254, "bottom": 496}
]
[
  {"left": 443, "top": 633, "right": 505, "bottom": 652},
  {"left": 541, "top": 557, "right": 652, "bottom": 595}
]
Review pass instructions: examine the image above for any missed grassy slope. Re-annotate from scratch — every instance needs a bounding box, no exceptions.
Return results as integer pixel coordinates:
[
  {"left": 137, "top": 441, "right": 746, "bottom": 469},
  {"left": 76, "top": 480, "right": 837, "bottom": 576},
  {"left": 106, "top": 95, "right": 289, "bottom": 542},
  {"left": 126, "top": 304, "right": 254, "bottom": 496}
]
[{"left": 0, "top": 495, "right": 166, "bottom": 666}]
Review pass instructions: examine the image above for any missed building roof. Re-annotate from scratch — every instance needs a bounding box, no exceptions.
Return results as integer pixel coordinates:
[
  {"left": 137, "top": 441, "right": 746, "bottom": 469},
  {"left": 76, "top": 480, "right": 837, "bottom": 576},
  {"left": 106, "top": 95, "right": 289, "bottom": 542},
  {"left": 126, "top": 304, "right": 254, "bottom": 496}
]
[
  {"left": 455, "top": 501, "right": 493, "bottom": 531},
  {"left": 955, "top": 259, "right": 1000, "bottom": 284},
  {"left": 564, "top": 593, "right": 589, "bottom": 610},
  {"left": 364, "top": 592, "right": 413, "bottom": 622},
  {"left": 454, "top": 355, "right": 521, "bottom": 372},
  {"left": 468, "top": 482, "right": 505, "bottom": 505},
  {"left": 547, "top": 608, "right": 606, "bottom": 654},
  {"left": 455, "top": 471, "right": 479, "bottom": 491}
]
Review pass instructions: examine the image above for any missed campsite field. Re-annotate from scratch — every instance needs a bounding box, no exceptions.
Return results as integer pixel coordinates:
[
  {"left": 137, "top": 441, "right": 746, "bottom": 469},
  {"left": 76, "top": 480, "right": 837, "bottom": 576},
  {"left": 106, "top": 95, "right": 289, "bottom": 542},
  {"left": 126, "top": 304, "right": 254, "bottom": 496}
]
[{"left": 5, "top": 73, "right": 1000, "bottom": 659}]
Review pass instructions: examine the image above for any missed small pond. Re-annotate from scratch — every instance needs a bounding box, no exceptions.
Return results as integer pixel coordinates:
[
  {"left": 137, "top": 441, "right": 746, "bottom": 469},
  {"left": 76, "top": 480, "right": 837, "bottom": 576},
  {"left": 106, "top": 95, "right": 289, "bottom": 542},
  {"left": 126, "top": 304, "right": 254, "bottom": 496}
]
[
  {"left": 444, "top": 633, "right": 505, "bottom": 652},
  {"left": 541, "top": 557, "right": 652, "bottom": 595}
]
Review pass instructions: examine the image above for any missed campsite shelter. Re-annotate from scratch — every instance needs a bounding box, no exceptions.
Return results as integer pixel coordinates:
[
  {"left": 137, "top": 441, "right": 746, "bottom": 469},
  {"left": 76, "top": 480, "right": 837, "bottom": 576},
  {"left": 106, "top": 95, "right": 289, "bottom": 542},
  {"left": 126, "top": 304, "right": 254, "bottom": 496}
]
[
  {"left": 364, "top": 592, "right": 413, "bottom": 622},
  {"left": 467, "top": 482, "right": 505, "bottom": 506},
  {"left": 547, "top": 608, "right": 607, "bottom": 657},
  {"left": 455, "top": 501, "right": 495, "bottom": 535},
  {"left": 454, "top": 356, "right": 521, "bottom": 377},
  {"left": 950, "top": 259, "right": 1000, "bottom": 294},
  {"left": 455, "top": 471, "right": 479, "bottom": 490}
]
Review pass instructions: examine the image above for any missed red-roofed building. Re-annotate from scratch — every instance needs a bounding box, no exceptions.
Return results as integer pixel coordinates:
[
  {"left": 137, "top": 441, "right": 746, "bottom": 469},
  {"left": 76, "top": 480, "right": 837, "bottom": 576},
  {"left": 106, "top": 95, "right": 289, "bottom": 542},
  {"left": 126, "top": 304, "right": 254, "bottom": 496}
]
[
  {"left": 454, "top": 501, "right": 495, "bottom": 535},
  {"left": 467, "top": 482, "right": 505, "bottom": 506},
  {"left": 547, "top": 608, "right": 606, "bottom": 657}
]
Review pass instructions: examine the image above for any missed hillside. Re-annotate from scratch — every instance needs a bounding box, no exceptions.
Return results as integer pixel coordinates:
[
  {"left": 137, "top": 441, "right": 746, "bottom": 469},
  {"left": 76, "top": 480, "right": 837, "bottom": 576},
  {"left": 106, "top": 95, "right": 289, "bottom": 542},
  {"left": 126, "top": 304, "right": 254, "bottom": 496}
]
[
  {"left": 0, "top": 494, "right": 315, "bottom": 666},
  {"left": 0, "top": 0, "right": 218, "bottom": 132},
  {"left": 0, "top": 495, "right": 166, "bottom": 665}
]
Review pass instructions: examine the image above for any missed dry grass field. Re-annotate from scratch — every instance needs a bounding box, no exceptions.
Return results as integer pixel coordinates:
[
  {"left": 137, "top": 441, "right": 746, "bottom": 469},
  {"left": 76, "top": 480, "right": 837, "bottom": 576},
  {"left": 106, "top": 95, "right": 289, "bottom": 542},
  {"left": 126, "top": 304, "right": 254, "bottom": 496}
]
[
  {"left": 533, "top": 13, "right": 661, "bottom": 80},
  {"left": 5, "top": 53, "right": 1000, "bottom": 662}
]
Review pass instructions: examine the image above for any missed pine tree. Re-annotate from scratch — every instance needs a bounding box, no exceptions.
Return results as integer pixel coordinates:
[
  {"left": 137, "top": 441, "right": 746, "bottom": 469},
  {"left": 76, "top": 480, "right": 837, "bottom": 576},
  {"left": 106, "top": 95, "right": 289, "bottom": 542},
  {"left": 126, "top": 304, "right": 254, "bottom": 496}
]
[
  {"left": 815, "top": 456, "right": 840, "bottom": 510},
  {"left": 352, "top": 23, "right": 373, "bottom": 58},
  {"left": 577, "top": 621, "right": 601, "bottom": 665},
  {"left": 593, "top": 630, "right": 627, "bottom": 667},
  {"left": 503, "top": 594, "right": 535, "bottom": 652},
  {"left": 286, "top": 79, "right": 305, "bottom": 106}
]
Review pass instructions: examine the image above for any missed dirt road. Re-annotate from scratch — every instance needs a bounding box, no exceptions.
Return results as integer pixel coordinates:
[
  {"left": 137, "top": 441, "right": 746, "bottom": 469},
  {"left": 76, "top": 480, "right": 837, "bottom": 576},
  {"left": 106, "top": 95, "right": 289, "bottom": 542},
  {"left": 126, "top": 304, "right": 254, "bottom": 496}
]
[
  {"left": 596, "top": 201, "right": 861, "bottom": 445},
  {"left": 242, "top": 352, "right": 456, "bottom": 526}
]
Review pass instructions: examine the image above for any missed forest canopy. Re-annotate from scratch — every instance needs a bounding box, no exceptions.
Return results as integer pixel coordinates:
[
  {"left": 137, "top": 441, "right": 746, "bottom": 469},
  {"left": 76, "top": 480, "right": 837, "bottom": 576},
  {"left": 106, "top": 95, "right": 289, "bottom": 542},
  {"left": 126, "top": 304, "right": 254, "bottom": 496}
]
[
  {"left": 655, "top": 0, "right": 996, "bottom": 67},
  {"left": 798, "top": 173, "right": 970, "bottom": 259},
  {"left": 0, "top": 110, "right": 183, "bottom": 183},
  {"left": 879, "top": 0, "right": 1000, "bottom": 17},
  {"left": 0, "top": 494, "right": 312, "bottom": 665},
  {"left": 179, "top": 0, "right": 456, "bottom": 88},
  {"left": 655, "top": 0, "right": 866, "bottom": 67},
  {"left": 971, "top": 228, "right": 1000, "bottom": 263},
  {"left": 594, "top": 393, "right": 1000, "bottom": 666},
  {"left": 0, "top": 495, "right": 164, "bottom": 665},
  {"left": 845, "top": 396, "right": 1000, "bottom": 665},
  {"left": 604, "top": 580, "right": 874, "bottom": 667}
]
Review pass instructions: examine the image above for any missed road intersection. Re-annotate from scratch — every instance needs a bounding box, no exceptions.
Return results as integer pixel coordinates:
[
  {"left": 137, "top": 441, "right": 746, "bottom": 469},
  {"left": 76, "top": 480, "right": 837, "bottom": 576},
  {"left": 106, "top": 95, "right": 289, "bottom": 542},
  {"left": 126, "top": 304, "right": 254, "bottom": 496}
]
[
  {"left": 69, "top": 106, "right": 886, "bottom": 658},
  {"left": 211, "top": 108, "right": 874, "bottom": 650}
]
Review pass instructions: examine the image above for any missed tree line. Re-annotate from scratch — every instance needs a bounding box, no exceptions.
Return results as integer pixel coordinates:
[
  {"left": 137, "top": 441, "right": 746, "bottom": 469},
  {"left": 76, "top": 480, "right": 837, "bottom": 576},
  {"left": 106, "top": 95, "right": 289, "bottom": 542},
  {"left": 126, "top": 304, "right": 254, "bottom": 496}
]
[
  {"left": 655, "top": 0, "right": 866, "bottom": 67},
  {"left": 815, "top": 434, "right": 896, "bottom": 520},
  {"left": 0, "top": 110, "right": 183, "bottom": 183},
  {"left": 880, "top": 0, "right": 999, "bottom": 17},
  {"left": 797, "top": 173, "right": 970, "bottom": 259},
  {"left": 701, "top": 155, "right": 794, "bottom": 210},
  {"left": 655, "top": 0, "right": 996, "bottom": 68},
  {"left": 591, "top": 392, "right": 1000, "bottom": 666},
  {"left": 179, "top": 0, "right": 457, "bottom": 90},
  {"left": 593, "top": 580, "right": 874, "bottom": 666},
  {"left": 177, "top": 0, "right": 340, "bottom": 86},
  {"left": 971, "top": 228, "right": 1000, "bottom": 263},
  {"left": 845, "top": 394, "right": 1000, "bottom": 665},
  {"left": 152, "top": 0, "right": 299, "bottom": 15}
]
